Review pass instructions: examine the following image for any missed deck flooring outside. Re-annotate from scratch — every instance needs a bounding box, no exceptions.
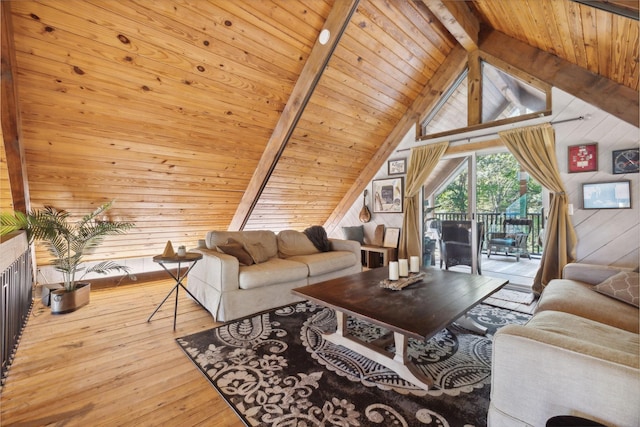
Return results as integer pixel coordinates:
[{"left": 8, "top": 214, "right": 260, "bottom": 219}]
[
  {"left": 0, "top": 260, "right": 538, "bottom": 426},
  {"left": 436, "top": 251, "right": 540, "bottom": 290}
]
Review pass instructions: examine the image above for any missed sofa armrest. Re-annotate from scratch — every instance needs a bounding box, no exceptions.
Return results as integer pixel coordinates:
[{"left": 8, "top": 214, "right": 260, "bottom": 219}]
[
  {"left": 329, "top": 238, "right": 361, "bottom": 259},
  {"left": 491, "top": 313, "right": 640, "bottom": 427},
  {"left": 189, "top": 248, "right": 240, "bottom": 293},
  {"left": 562, "top": 262, "right": 635, "bottom": 285}
]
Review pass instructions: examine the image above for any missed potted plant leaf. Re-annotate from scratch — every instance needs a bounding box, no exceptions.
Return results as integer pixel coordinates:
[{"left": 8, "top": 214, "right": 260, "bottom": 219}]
[{"left": 1, "top": 201, "right": 135, "bottom": 314}]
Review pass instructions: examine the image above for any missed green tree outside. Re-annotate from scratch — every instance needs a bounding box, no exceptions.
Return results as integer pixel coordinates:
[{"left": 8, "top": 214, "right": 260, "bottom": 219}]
[{"left": 435, "top": 153, "right": 542, "bottom": 214}]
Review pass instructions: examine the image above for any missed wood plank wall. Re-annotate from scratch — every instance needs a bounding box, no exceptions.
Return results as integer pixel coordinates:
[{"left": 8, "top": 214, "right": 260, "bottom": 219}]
[
  {"left": 2, "top": 0, "right": 637, "bottom": 271},
  {"left": 243, "top": 0, "right": 456, "bottom": 231},
  {"left": 7, "top": 0, "right": 328, "bottom": 263},
  {"left": 0, "top": 131, "right": 13, "bottom": 213},
  {"left": 334, "top": 89, "right": 640, "bottom": 268},
  {"left": 553, "top": 89, "right": 639, "bottom": 266}
]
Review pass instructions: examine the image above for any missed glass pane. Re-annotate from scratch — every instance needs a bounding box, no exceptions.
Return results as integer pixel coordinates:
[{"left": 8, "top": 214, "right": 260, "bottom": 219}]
[
  {"left": 481, "top": 62, "right": 546, "bottom": 122},
  {"left": 422, "top": 70, "right": 468, "bottom": 135},
  {"left": 424, "top": 153, "right": 545, "bottom": 263}
]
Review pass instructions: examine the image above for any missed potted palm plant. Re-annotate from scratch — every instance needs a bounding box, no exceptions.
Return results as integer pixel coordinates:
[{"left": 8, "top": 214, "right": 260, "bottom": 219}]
[{"left": 1, "top": 201, "right": 135, "bottom": 314}]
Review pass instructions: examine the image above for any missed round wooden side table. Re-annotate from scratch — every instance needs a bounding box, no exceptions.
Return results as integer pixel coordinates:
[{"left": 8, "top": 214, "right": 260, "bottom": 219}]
[{"left": 147, "top": 252, "right": 206, "bottom": 330}]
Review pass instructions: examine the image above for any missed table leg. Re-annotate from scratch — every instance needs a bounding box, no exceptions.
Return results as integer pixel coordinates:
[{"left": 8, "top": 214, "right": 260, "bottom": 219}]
[
  {"left": 173, "top": 282, "right": 179, "bottom": 330},
  {"left": 147, "top": 259, "right": 209, "bottom": 330},
  {"left": 147, "top": 283, "right": 179, "bottom": 323},
  {"left": 178, "top": 282, "right": 210, "bottom": 313},
  {"left": 335, "top": 310, "right": 347, "bottom": 335},
  {"left": 322, "top": 310, "right": 433, "bottom": 391}
]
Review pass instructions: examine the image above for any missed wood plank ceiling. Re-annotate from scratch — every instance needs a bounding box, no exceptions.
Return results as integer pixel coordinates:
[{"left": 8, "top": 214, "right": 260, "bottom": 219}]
[
  {"left": 1, "top": 0, "right": 638, "bottom": 264},
  {"left": 470, "top": 0, "right": 638, "bottom": 90}
]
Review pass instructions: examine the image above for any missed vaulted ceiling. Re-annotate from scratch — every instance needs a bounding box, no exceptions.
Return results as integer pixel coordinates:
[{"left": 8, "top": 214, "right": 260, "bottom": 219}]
[{"left": 2, "top": 0, "right": 638, "bottom": 262}]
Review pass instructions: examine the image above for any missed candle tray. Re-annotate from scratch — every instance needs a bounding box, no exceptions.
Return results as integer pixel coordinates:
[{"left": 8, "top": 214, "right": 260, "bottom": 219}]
[{"left": 379, "top": 272, "right": 427, "bottom": 291}]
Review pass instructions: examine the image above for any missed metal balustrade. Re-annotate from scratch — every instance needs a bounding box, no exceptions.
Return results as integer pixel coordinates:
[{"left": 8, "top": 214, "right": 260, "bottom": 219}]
[
  {"left": 1, "top": 249, "right": 33, "bottom": 387},
  {"left": 430, "top": 212, "right": 544, "bottom": 256}
]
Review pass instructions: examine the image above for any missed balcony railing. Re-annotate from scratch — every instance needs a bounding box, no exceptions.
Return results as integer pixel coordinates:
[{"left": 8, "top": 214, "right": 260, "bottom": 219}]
[
  {"left": 1, "top": 233, "right": 33, "bottom": 388},
  {"left": 429, "top": 212, "right": 544, "bottom": 256}
]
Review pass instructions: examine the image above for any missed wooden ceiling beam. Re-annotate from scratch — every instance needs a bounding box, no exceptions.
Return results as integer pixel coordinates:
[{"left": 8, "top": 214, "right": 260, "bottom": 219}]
[
  {"left": 324, "top": 45, "right": 468, "bottom": 236},
  {"left": 229, "top": 0, "right": 360, "bottom": 231},
  {"left": 570, "top": 0, "right": 639, "bottom": 20},
  {"left": 1, "top": 2, "right": 30, "bottom": 213},
  {"left": 479, "top": 29, "right": 639, "bottom": 127},
  {"left": 421, "top": 0, "right": 479, "bottom": 52}
]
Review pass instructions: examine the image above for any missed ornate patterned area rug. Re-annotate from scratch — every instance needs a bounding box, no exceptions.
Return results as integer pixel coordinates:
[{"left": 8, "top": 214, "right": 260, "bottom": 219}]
[
  {"left": 177, "top": 302, "right": 530, "bottom": 427},
  {"left": 484, "top": 289, "right": 538, "bottom": 314}
]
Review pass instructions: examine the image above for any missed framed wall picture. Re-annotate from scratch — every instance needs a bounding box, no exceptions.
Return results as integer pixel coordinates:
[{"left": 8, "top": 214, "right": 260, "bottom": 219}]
[
  {"left": 372, "top": 177, "right": 403, "bottom": 213},
  {"left": 568, "top": 143, "right": 598, "bottom": 173},
  {"left": 387, "top": 158, "right": 406, "bottom": 175},
  {"left": 582, "top": 180, "right": 631, "bottom": 209},
  {"left": 612, "top": 148, "right": 639, "bottom": 174},
  {"left": 382, "top": 227, "right": 400, "bottom": 248}
]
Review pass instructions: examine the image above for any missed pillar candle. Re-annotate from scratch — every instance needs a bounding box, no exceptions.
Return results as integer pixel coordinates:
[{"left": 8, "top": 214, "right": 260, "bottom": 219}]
[
  {"left": 410, "top": 256, "right": 420, "bottom": 273},
  {"left": 389, "top": 261, "right": 399, "bottom": 280},
  {"left": 398, "top": 259, "right": 409, "bottom": 277}
]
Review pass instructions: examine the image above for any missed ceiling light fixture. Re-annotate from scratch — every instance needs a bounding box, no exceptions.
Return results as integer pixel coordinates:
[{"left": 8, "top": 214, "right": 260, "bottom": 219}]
[{"left": 319, "top": 29, "right": 330, "bottom": 45}]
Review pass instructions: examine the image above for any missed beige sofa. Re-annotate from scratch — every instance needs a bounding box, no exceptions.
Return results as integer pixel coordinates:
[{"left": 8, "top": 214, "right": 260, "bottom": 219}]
[
  {"left": 187, "top": 230, "right": 361, "bottom": 322},
  {"left": 489, "top": 263, "right": 639, "bottom": 427}
]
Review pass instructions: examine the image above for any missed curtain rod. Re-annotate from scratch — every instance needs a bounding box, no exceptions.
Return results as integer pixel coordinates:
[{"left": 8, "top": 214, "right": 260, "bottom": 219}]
[{"left": 397, "top": 115, "right": 587, "bottom": 153}]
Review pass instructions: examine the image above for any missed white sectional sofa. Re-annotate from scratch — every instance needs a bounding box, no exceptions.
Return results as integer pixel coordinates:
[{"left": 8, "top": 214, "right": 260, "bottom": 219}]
[
  {"left": 488, "top": 263, "right": 639, "bottom": 427},
  {"left": 187, "top": 229, "right": 361, "bottom": 322}
]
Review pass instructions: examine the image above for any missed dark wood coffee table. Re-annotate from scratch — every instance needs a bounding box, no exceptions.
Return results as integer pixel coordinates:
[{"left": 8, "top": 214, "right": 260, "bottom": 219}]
[{"left": 292, "top": 267, "right": 507, "bottom": 390}]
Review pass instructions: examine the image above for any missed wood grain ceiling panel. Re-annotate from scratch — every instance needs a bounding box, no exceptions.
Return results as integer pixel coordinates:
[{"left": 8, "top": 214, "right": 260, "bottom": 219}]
[
  {"left": 0, "top": 139, "right": 13, "bottom": 213},
  {"left": 244, "top": 0, "right": 456, "bottom": 231},
  {"left": 8, "top": 0, "right": 326, "bottom": 260},
  {"left": 471, "top": 0, "right": 638, "bottom": 91},
  {"left": 3, "top": 0, "right": 636, "bottom": 266}
]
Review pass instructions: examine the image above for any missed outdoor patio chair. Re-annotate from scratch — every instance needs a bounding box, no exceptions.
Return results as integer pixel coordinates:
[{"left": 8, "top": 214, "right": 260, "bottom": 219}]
[
  {"left": 440, "top": 220, "right": 484, "bottom": 274},
  {"left": 486, "top": 218, "right": 532, "bottom": 261}
]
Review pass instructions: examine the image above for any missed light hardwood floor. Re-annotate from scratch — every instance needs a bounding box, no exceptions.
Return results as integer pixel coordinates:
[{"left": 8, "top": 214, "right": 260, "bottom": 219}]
[
  {"left": 0, "top": 278, "right": 244, "bottom": 426},
  {"left": 1, "top": 259, "right": 538, "bottom": 426}
]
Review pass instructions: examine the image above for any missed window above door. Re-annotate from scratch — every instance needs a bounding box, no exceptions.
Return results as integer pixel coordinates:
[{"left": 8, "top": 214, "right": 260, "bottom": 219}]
[{"left": 419, "top": 55, "right": 551, "bottom": 141}]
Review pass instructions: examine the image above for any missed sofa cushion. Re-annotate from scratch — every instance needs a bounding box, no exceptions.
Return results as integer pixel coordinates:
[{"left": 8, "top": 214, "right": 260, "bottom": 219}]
[
  {"left": 537, "top": 279, "right": 639, "bottom": 333},
  {"left": 217, "top": 238, "right": 254, "bottom": 266},
  {"left": 342, "top": 225, "right": 365, "bottom": 244},
  {"left": 511, "top": 310, "right": 639, "bottom": 367},
  {"left": 206, "top": 230, "right": 278, "bottom": 259},
  {"left": 238, "top": 258, "right": 309, "bottom": 290},
  {"left": 287, "top": 251, "right": 358, "bottom": 276},
  {"left": 594, "top": 271, "right": 639, "bottom": 308},
  {"left": 277, "top": 230, "right": 320, "bottom": 258}
]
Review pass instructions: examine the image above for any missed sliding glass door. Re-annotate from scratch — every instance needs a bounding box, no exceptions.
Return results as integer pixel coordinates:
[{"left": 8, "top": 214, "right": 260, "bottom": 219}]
[{"left": 423, "top": 151, "right": 544, "bottom": 275}]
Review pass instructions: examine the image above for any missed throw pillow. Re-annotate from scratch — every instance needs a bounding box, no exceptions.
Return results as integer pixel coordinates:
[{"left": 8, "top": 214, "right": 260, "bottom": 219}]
[
  {"left": 593, "top": 271, "right": 639, "bottom": 308},
  {"left": 244, "top": 241, "right": 271, "bottom": 264},
  {"left": 342, "top": 225, "right": 365, "bottom": 244},
  {"left": 217, "top": 238, "right": 254, "bottom": 266},
  {"left": 277, "top": 230, "right": 320, "bottom": 257}
]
